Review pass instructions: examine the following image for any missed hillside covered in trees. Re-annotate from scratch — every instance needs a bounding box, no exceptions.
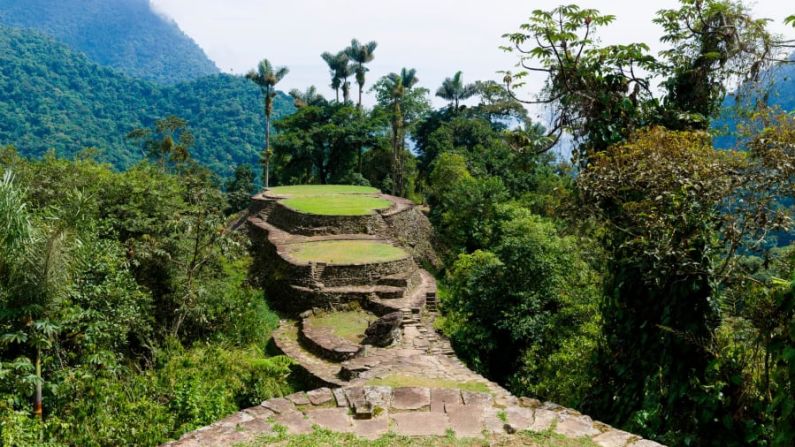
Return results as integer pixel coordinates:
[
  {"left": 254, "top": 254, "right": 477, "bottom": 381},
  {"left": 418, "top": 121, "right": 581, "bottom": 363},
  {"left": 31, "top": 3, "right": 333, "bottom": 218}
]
[
  {"left": 2, "top": 1, "right": 795, "bottom": 447},
  {"left": 0, "top": 0, "right": 218, "bottom": 83},
  {"left": 0, "top": 26, "right": 294, "bottom": 178}
]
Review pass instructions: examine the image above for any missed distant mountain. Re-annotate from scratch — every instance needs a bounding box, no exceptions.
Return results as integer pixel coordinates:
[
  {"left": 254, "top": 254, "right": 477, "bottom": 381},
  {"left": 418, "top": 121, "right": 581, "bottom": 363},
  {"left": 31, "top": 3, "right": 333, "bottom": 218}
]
[
  {"left": 0, "top": 25, "right": 294, "bottom": 177},
  {"left": 0, "top": 0, "right": 218, "bottom": 83},
  {"left": 715, "top": 57, "right": 795, "bottom": 149}
]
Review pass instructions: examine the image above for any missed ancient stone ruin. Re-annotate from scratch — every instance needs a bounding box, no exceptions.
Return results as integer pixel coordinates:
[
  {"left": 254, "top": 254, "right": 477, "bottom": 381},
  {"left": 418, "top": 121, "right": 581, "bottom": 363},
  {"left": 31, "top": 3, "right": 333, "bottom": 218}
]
[{"left": 164, "top": 186, "right": 664, "bottom": 446}]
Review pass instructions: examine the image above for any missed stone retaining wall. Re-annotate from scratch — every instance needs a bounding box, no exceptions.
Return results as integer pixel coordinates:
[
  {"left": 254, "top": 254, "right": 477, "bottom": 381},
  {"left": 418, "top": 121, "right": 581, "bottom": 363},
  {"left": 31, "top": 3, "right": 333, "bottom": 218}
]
[{"left": 268, "top": 202, "right": 388, "bottom": 236}]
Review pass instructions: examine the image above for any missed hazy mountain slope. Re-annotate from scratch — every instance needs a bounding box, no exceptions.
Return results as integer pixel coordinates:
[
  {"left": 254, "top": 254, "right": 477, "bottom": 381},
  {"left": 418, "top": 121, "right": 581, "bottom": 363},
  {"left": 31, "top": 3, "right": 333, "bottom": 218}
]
[
  {"left": 0, "top": 26, "right": 294, "bottom": 177},
  {"left": 0, "top": 0, "right": 218, "bottom": 83}
]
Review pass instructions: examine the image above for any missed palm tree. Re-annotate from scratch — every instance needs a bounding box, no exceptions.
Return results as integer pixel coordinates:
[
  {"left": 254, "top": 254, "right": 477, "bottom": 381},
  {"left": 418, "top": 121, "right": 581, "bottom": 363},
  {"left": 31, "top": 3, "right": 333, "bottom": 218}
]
[
  {"left": 321, "top": 51, "right": 350, "bottom": 103},
  {"left": 436, "top": 71, "right": 477, "bottom": 109},
  {"left": 383, "top": 68, "right": 419, "bottom": 196},
  {"left": 0, "top": 172, "right": 76, "bottom": 422},
  {"left": 289, "top": 86, "right": 326, "bottom": 108},
  {"left": 246, "top": 59, "right": 289, "bottom": 189},
  {"left": 345, "top": 39, "right": 378, "bottom": 107}
]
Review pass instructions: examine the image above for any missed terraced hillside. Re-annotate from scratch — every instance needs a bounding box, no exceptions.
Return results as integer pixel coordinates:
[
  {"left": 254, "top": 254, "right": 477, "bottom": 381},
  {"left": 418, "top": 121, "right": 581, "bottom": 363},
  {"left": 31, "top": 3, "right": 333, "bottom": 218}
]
[{"left": 164, "top": 185, "right": 663, "bottom": 446}]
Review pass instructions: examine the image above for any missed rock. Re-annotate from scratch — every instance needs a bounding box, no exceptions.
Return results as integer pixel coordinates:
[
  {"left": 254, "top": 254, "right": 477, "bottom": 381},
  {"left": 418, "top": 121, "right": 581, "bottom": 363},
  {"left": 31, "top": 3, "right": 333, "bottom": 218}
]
[
  {"left": 462, "top": 391, "right": 493, "bottom": 406},
  {"left": 592, "top": 429, "right": 636, "bottom": 447},
  {"left": 272, "top": 409, "right": 313, "bottom": 435},
  {"left": 306, "top": 387, "right": 334, "bottom": 406},
  {"left": 362, "top": 312, "right": 403, "bottom": 347},
  {"left": 285, "top": 392, "right": 310, "bottom": 406},
  {"left": 353, "top": 416, "right": 389, "bottom": 440},
  {"left": 333, "top": 388, "right": 348, "bottom": 407},
  {"left": 261, "top": 397, "right": 294, "bottom": 414},
  {"left": 529, "top": 408, "right": 559, "bottom": 431},
  {"left": 630, "top": 440, "right": 666, "bottom": 447},
  {"left": 431, "top": 388, "right": 462, "bottom": 412},
  {"left": 391, "top": 412, "right": 450, "bottom": 436},
  {"left": 555, "top": 415, "right": 600, "bottom": 438},
  {"left": 445, "top": 403, "right": 485, "bottom": 437},
  {"left": 307, "top": 408, "right": 354, "bottom": 432},
  {"left": 519, "top": 397, "right": 541, "bottom": 408},
  {"left": 391, "top": 387, "right": 431, "bottom": 410}
]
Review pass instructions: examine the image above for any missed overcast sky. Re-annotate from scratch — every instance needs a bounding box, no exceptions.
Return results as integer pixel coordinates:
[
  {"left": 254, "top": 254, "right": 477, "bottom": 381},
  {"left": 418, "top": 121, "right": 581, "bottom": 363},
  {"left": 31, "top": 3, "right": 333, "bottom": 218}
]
[{"left": 149, "top": 0, "right": 793, "bottom": 111}]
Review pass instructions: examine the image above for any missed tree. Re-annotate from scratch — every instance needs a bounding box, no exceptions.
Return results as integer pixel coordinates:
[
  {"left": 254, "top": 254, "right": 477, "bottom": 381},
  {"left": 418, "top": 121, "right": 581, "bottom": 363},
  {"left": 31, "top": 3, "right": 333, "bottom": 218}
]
[
  {"left": 288, "top": 86, "right": 327, "bottom": 108},
  {"left": 126, "top": 116, "right": 194, "bottom": 170},
  {"left": 502, "top": 1, "right": 779, "bottom": 164},
  {"left": 246, "top": 59, "right": 289, "bottom": 189},
  {"left": 321, "top": 51, "right": 351, "bottom": 103},
  {"left": 272, "top": 102, "right": 384, "bottom": 185},
  {"left": 0, "top": 172, "right": 78, "bottom": 421},
  {"left": 372, "top": 68, "right": 430, "bottom": 196},
  {"left": 345, "top": 39, "right": 378, "bottom": 108},
  {"left": 435, "top": 71, "right": 477, "bottom": 110},
  {"left": 224, "top": 164, "right": 256, "bottom": 214}
]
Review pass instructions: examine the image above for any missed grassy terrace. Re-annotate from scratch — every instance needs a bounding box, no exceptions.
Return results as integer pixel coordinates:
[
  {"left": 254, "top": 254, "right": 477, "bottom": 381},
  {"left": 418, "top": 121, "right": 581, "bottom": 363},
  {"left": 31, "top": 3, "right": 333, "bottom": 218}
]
[
  {"left": 366, "top": 375, "right": 491, "bottom": 394},
  {"left": 307, "top": 310, "right": 374, "bottom": 343},
  {"left": 282, "top": 194, "right": 393, "bottom": 216},
  {"left": 268, "top": 184, "right": 392, "bottom": 216},
  {"left": 285, "top": 240, "right": 407, "bottom": 264}
]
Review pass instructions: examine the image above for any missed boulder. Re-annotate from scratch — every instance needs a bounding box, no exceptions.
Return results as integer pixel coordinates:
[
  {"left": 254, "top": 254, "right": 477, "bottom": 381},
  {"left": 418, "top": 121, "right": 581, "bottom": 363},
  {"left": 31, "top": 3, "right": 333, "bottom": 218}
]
[{"left": 362, "top": 312, "right": 403, "bottom": 347}]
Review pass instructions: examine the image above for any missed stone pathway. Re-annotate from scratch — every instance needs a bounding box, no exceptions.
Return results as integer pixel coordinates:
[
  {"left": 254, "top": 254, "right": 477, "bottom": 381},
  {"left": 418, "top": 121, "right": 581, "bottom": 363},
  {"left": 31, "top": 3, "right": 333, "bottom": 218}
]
[{"left": 163, "top": 386, "right": 665, "bottom": 447}]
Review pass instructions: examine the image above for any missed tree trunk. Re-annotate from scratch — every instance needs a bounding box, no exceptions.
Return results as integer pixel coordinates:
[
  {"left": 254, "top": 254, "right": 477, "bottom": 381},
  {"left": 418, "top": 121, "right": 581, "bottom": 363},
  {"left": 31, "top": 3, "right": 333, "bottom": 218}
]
[
  {"left": 34, "top": 348, "right": 42, "bottom": 420},
  {"left": 264, "top": 86, "right": 272, "bottom": 189},
  {"left": 358, "top": 84, "right": 363, "bottom": 108}
]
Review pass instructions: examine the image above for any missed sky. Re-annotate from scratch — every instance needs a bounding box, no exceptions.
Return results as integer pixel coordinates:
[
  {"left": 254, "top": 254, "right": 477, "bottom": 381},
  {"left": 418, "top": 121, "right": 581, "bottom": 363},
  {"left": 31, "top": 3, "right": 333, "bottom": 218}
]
[{"left": 149, "top": 0, "right": 794, "bottom": 112}]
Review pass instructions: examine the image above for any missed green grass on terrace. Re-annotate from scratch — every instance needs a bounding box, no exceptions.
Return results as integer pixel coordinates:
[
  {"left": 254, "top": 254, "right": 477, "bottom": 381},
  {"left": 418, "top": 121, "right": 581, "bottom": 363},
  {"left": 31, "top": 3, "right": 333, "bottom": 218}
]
[
  {"left": 307, "top": 310, "right": 374, "bottom": 343},
  {"left": 285, "top": 240, "right": 407, "bottom": 265},
  {"left": 268, "top": 184, "right": 380, "bottom": 196},
  {"left": 366, "top": 375, "right": 491, "bottom": 394},
  {"left": 281, "top": 194, "right": 393, "bottom": 216}
]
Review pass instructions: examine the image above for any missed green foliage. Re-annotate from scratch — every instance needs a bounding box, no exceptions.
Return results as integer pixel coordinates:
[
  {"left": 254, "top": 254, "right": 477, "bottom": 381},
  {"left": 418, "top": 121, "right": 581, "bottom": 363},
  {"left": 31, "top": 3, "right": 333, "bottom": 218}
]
[
  {"left": 0, "top": 26, "right": 294, "bottom": 178},
  {"left": 0, "top": 0, "right": 218, "bottom": 84},
  {"left": 439, "top": 211, "right": 602, "bottom": 407},
  {"left": 0, "top": 150, "right": 292, "bottom": 446},
  {"left": 272, "top": 103, "right": 385, "bottom": 185}
]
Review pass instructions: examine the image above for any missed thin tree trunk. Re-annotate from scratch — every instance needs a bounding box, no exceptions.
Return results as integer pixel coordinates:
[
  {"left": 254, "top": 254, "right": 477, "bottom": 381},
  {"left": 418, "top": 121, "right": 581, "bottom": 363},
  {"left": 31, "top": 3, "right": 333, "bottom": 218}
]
[
  {"left": 34, "top": 348, "right": 42, "bottom": 420},
  {"left": 358, "top": 84, "right": 363, "bottom": 108},
  {"left": 264, "top": 86, "right": 272, "bottom": 189}
]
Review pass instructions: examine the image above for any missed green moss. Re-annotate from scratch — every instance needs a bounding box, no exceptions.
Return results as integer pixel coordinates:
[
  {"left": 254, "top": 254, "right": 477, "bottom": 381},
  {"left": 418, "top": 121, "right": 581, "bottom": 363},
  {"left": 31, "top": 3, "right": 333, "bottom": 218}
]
[
  {"left": 285, "top": 240, "right": 407, "bottom": 265},
  {"left": 365, "top": 375, "right": 491, "bottom": 394},
  {"left": 307, "top": 311, "right": 374, "bottom": 343},
  {"left": 269, "top": 185, "right": 380, "bottom": 196},
  {"left": 281, "top": 194, "right": 392, "bottom": 216}
]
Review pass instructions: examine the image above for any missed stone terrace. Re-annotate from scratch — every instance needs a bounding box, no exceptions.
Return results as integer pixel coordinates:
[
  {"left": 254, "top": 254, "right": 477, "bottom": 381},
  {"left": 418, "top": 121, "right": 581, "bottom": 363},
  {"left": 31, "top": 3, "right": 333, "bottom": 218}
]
[{"left": 163, "top": 186, "right": 664, "bottom": 446}]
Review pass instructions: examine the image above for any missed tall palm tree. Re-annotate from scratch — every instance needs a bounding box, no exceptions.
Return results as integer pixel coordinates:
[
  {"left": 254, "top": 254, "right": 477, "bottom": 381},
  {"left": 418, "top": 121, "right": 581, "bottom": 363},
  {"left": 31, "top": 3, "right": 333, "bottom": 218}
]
[
  {"left": 383, "top": 68, "right": 419, "bottom": 196},
  {"left": 246, "top": 59, "right": 288, "bottom": 189},
  {"left": 321, "top": 51, "right": 350, "bottom": 103},
  {"left": 345, "top": 39, "right": 378, "bottom": 108},
  {"left": 436, "top": 71, "right": 477, "bottom": 109}
]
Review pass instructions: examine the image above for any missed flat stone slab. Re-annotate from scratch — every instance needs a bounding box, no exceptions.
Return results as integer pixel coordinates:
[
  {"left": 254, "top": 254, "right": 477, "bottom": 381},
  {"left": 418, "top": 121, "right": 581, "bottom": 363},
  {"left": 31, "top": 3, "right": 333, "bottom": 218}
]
[
  {"left": 529, "top": 408, "right": 559, "bottom": 431},
  {"left": 272, "top": 409, "right": 313, "bottom": 435},
  {"left": 391, "top": 387, "right": 431, "bottom": 410},
  {"left": 555, "top": 415, "right": 600, "bottom": 438},
  {"left": 391, "top": 412, "right": 449, "bottom": 436},
  {"left": 504, "top": 406, "right": 534, "bottom": 432},
  {"left": 445, "top": 403, "right": 485, "bottom": 437},
  {"left": 306, "top": 387, "right": 334, "bottom": 406},
  {"left": 431, "top": 388, "right": 462, "bottom": 412},
  {"left": 286, "top": 391, "right": 310, "bottom": 406},
  {"left": 261, "top": 397, "right": 294, "bottom": 414},
  {"left": 462, "top": 391, "right": 493, "bottom": 406},
  {"left": 352, "top": 416, "right": 390, "bottom": 440},
  {"left": 307, "top": 408, "right": 354, "bottom": 432},
  {"left": 593, "top": 429, "right": 637, "bottom": 447}
]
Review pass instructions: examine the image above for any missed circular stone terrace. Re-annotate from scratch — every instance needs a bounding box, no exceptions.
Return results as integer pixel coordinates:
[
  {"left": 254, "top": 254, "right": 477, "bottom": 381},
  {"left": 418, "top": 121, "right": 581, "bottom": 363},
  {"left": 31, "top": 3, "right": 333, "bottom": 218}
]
[{"left": 266, "top": 185, "right": 394, "bottom": 216}]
